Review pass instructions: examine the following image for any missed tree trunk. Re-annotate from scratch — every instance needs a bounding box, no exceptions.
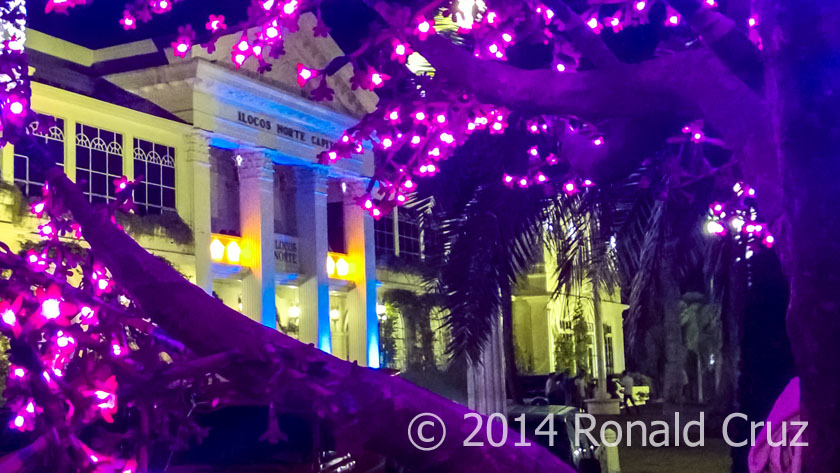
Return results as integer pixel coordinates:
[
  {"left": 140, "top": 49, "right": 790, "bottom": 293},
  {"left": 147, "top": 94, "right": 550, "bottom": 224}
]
[
  {"left": 402, "top": 312, "right": 420, "bottom": 371},
  {"left": 47, "top": 171, "right": 575, "bottom": 473},
  {"left": 715, "top": 238, "right": 743, "bottom": 414},
  {"left": 696, "top": 354, "right": 703, "bottom": 404},
  {"left": 500, "top": 280, "right": 524, "bottom": 404},
  {"left": 660, "top": 253, "right": 687, "bottom": 404},
  {"left": 762, "top": 2, "right": 840, "bottom": 471}
]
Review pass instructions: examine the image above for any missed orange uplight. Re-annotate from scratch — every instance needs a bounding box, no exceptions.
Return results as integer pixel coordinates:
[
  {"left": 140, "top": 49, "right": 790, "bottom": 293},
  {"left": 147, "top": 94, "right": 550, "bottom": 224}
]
[
  {"left": 210, "top": 234, "right": 246, "bottom": 266},
  {"left": 327, "top": 252, "right": 353, "bottom": 280}
]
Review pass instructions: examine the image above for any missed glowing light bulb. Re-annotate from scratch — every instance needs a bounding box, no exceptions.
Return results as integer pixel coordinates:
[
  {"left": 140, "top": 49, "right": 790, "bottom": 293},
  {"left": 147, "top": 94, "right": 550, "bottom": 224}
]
[
  {"left": 587, "top": 17, "right": 599, "bottom": 29},
  {"left": 336, "top": 258, "right": 349, "bottom": 276},
  {"left": 381, "top": 138, "right": 393, "bottom": 149},
  {"left": 415, "top": 111, "right": 426, "bottom": 121},
  {"left": 537, "top": 173, "right": 548, "bottom": 183},
  {"left": 42, "top": 299, "right": 61, "bottom": 320},
  {"left": 282, "top": 0, "right": 297, "bottom": 15},
  {"left": 371, "top": 73, "right": 384, "bottom": 86},
  {"left": 174, "top": 41, "right": 190, "bottom": 57},
  {"left": 395, "top": 44, "right": 407, "bottom": 56},
  {"left": 635, "top": 1, "right": 646, "bottom": 11},
  {"left": 556, "top": 63, "right": 566, "bottom": 72},
  {"left": 502, "top": 33, "right": 513, "bottom": 43},
  {"left": 210, "top": 239, "right": 225, "bottom": 261},
  {"left": 707, "top": 221, "right": 726, "bottom": 235},
  {"left": 2, "top": 310, "right": 15, "bottom": 326},
  {"left": 288, "top": 305, "right": 301, "bottom": 319},
  {"left": 226, "top": 241, "right": 241, "bottom": 264},
  {"left": 593, "top": 137, "right": 604, "bottom": 146},
  {"left": 9, "top": 100, "right": 24, "bottom": 115}
]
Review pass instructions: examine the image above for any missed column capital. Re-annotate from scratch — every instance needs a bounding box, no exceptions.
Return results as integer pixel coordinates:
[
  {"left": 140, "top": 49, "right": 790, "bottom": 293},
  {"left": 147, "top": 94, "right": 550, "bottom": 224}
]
[
  {"left": 187, "top": 129, "right": 213, "bottom": 164},
  {"left": 237, "top": 150, "right": 274, "bottom": 181},
  {"left": 341, "top": 177, "right": 370, "bottom": 200}
]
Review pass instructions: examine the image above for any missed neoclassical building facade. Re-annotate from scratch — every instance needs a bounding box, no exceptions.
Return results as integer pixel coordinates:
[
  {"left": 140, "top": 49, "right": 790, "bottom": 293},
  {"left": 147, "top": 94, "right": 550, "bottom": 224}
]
[{"left": 1, "top": 17, "right": 625, "bottom": 383}]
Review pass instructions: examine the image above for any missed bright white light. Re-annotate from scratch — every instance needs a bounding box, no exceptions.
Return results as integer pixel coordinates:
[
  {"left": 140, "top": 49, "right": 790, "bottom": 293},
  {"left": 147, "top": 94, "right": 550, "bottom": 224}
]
[
  {"left": 210, "top": 239, "right": 225, "bottom": 261},
  {"left": 706, "top": 220, "right": 726, "bottom": 235},
  {"left": 288, "top": 305, "right": 301, "bottom": 319},
  {"left": 336, "top": 258, "right": 349, "bottom": 277},
  {"left": 226, "top": 241, "right": 241, "bottom": 264},
  {"left": 42, "top": 299, "right": 61, "bottom": 320}
]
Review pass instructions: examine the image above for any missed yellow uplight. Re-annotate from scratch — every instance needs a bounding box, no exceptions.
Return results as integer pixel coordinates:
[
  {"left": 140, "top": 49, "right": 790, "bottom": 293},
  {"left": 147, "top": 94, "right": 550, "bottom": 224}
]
[
  {"left": 335, "top": 257, "right": 349, "bottom": 277},
  {"left": 210, "top": 238, "right": 225, "bottom": 261},
  {"left": 327, "top": 252, "right": 353, "bottom": 280},
  {"left": 210, "top": 234, "right": 246, "bottom": 266},
  {"left": 326, "top": 254, "right": 336, "bottom": 276},
  {"left": 226, "top": 241, "right": 241, "bottom": 264}
]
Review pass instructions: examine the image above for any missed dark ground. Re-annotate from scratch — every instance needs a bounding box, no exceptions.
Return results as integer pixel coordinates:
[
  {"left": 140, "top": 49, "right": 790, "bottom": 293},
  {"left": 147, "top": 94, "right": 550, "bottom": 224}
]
[{"left": 621, "top": 440, "right": 731, "bottom": 473}]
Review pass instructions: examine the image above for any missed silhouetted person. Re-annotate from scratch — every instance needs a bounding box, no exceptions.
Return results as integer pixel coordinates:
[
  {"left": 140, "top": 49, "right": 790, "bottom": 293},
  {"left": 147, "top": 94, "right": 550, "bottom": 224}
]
[{"left": 620, "top": 371, "right": 638, "bottom": 414}]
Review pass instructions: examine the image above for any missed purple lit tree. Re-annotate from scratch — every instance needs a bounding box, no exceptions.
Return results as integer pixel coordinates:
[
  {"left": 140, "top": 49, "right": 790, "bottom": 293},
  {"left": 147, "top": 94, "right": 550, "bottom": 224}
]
[{"left": 1, "top": 0, "right": 839, "bottom": 472}]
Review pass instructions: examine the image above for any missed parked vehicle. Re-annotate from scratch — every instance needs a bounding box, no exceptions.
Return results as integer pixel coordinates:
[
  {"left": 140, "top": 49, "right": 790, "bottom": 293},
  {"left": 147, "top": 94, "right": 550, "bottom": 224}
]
[{"left": 507, "top": 404, "right": 601, "bottom": 473}]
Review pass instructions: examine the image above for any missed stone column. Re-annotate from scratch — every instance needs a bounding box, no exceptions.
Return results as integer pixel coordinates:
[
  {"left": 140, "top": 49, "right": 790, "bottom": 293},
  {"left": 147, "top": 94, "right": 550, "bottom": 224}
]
[
  {"left": 187, "top": 131, "right": 212, "bottom": 293},
  {"left": 238, "top": 150, "right": 276, "bottom": 328},
  {"left": 295, "top": 167, "right": 331, "bottom": 353},
  {"left": 345, "top": 181, "right": 379, "bottom": 367},
  {"left": 467, "top": 313, "right": 506, "bottom": 415}
]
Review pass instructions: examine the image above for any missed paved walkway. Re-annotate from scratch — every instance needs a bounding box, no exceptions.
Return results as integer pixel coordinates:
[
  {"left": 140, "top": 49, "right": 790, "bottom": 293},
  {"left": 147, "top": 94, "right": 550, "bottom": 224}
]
[{"left": 619, "top": 438, "right": 731, "bottom": 473}]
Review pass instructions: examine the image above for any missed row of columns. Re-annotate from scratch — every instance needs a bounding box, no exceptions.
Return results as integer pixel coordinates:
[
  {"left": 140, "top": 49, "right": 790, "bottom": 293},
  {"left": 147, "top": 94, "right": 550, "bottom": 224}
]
[{"left": 188, "top": 134, "right": 378, "bottom": 366}]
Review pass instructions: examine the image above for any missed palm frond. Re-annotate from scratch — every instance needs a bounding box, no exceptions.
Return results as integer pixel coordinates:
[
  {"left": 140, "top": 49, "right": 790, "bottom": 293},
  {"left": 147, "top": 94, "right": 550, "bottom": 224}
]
[{"left": 435, "top": 184, "right": 550, "bottom": 363}]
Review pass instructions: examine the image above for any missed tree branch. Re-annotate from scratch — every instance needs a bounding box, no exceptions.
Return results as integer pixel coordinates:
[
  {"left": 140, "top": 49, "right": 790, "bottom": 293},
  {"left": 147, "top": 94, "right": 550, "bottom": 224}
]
[
  {"left": 667, "top": 0, "right": 764, "bottom": 90},
  {"left": 545, "top": 0, "right": 620, "bottom": 68},
  {"left": 47, "top": 170, "right": 576, "bottom": 472}
]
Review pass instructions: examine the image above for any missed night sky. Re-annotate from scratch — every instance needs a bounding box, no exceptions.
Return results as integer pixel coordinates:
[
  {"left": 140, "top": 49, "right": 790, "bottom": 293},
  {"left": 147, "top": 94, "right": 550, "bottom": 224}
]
[{"left": 27, "top": 0, "right": 375, "bottom": 53}]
